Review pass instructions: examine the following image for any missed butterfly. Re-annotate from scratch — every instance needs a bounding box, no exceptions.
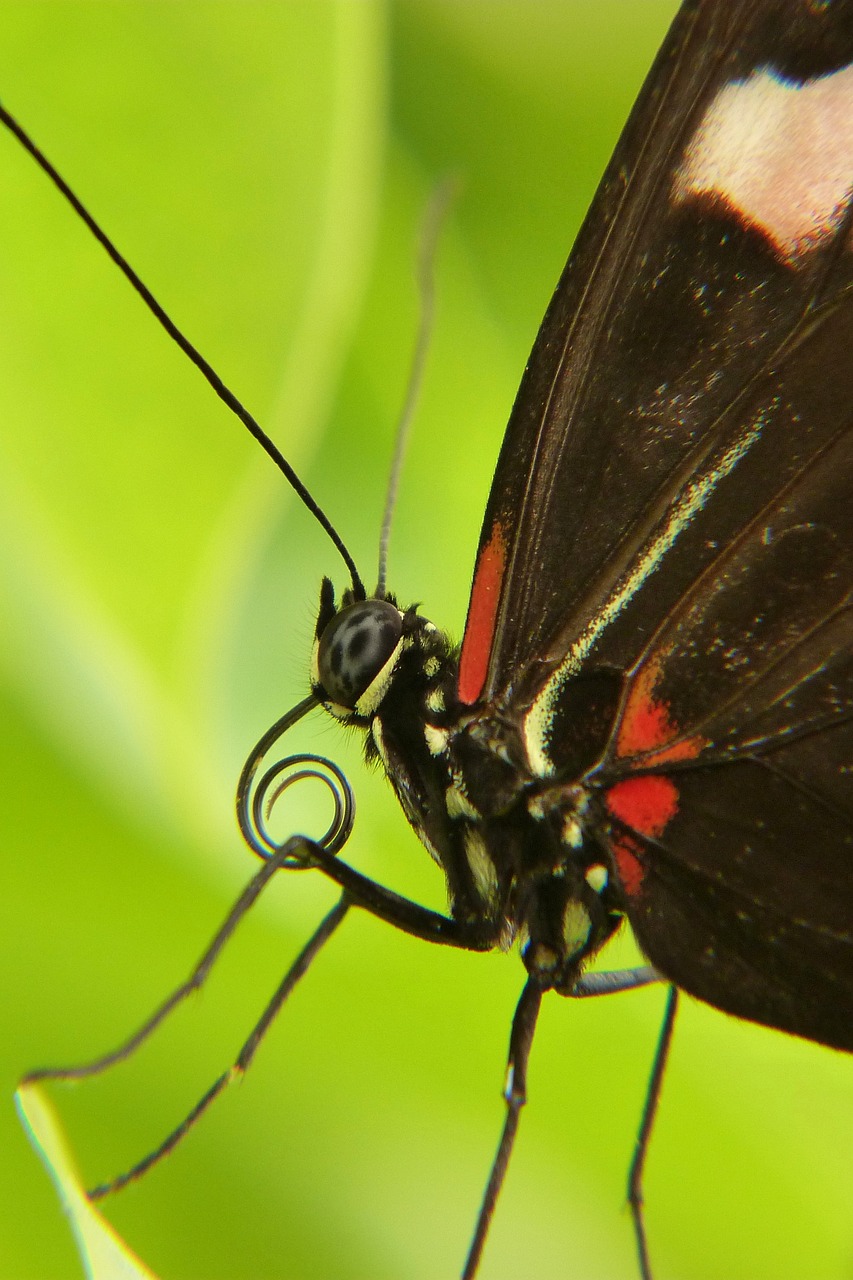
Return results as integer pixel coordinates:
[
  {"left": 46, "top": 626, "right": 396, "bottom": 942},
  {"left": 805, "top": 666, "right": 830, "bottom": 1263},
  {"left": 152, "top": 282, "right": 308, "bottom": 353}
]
[{"left": 3, "top": 2, "right": 845, "bottom": 1280}]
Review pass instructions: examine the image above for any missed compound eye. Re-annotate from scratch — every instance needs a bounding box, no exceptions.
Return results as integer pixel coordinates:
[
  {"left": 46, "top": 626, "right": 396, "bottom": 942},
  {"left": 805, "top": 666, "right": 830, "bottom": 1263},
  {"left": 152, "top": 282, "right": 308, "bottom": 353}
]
[{"left": 317, "top": 600, "right": 403, "bottom": 708}]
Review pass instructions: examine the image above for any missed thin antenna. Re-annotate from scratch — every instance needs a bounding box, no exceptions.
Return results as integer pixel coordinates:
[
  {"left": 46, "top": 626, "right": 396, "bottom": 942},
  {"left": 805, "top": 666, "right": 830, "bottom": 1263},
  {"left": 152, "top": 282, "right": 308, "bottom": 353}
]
[
  {"left": 0, "top": 100, "right": 365, "bottom": 600},
  {"left": 375, "top": 178, "right": 459, "bottom": 599}
]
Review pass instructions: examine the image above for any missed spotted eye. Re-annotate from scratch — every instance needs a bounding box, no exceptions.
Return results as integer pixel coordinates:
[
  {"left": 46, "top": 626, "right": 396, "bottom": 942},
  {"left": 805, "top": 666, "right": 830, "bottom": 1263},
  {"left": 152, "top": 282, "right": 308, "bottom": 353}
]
[{"left": 317, "top": 600, "right": 403, "bottom": 708}]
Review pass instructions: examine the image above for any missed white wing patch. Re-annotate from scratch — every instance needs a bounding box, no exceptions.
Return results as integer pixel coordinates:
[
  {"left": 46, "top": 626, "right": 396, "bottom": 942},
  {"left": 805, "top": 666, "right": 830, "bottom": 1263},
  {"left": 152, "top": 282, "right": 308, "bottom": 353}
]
[{"left": 674, "top": 63, "right": 853, "bottom": 261}]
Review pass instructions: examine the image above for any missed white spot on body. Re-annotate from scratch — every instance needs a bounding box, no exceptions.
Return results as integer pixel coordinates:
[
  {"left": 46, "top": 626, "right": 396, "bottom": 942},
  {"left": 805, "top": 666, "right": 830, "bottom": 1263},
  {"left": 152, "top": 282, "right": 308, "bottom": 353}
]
[
  {"left": 675, "top": 64, "right": 853, "bottom": 261},
  {"left": 562, "top": 815, "right": 584, "bottom": 849},
  {"left": 424, "top": 723, "right": 449, "bottom": 756},
  {"left": 371, "top": 717, "right": 390, "bottom": 769},
  {"left": 463, "top": 826, "right": 499, "bottom": 904},
  {"left": 426, "top": 685, "right": 445, "bottom": 713},
  {"left": 585, "top": 864, "right": 609, "bottom": 893},
  {"left": 562, "top": 900, "right": 592, "bottom": 954},
  {"left": 446, "top": 783, "right": 479, "bottom": 820}
]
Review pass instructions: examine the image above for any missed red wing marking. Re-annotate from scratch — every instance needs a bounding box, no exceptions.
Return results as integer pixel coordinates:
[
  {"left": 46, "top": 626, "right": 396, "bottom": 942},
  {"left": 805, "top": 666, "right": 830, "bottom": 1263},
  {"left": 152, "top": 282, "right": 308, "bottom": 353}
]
[
  {"left": 616, "top": 659, "right": 706, "bottom": 766},
  {"left": 606, "top": 774, "right": 679, "bottom": 837},
  {"left": 608, "top": 659, "right": 706, "bottom": 896},
  {"left": 458, "top": 521, "right": 507, "bottom": 705},
  {"left": 606, "top": 775, "right": 680, "bottom": 899},
  {"left": 609, "top": 832, "right": 647, "bottom": 899}
]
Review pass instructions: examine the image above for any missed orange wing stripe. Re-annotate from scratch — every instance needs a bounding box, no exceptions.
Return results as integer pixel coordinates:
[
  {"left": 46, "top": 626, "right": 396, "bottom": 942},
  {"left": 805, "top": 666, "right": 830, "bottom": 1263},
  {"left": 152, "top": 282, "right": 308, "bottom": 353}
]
[{"left": 458, "top": 522, "right": 507, "bottom": 705}]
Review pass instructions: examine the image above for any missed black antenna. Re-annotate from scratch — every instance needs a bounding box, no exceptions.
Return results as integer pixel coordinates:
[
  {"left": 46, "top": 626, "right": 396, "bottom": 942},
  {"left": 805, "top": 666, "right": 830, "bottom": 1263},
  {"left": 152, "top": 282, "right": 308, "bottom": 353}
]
[{"left": 0, "top": 100, "right": 365, "bottom": 600}]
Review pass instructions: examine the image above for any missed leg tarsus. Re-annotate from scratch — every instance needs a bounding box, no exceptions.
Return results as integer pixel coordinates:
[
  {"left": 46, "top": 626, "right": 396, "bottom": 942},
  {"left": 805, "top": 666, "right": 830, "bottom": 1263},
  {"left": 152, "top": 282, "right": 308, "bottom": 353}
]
[
  {"left": 461, "top": 977, "right": 544, "bottom": 1280},
  {"left": 85, "top": 894, "right": 350, "bottom": 1199},
  {"left": 628, "top": 985, "right": 678, "bottom": 1280}
]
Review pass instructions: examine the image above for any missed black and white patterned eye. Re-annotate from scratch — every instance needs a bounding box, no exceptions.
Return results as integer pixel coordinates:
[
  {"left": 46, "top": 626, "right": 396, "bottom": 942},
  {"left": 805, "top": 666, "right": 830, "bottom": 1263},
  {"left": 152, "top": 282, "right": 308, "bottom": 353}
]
[{"left": 316, "top": 599, "right": 403, "bottom": 708}]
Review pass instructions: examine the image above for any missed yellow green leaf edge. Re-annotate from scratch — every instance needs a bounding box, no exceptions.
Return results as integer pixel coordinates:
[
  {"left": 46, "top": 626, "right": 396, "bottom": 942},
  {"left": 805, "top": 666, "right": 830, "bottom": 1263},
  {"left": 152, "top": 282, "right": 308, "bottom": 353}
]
[{"left": 15, "top": 1082, "right": 159, "bottom": 1280}]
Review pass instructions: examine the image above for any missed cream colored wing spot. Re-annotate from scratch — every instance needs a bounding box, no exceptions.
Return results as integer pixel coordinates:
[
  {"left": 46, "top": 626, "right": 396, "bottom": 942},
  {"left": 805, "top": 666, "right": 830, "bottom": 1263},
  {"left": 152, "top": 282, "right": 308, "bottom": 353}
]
[{"left": 674, "top": 63, "right": 853, "bottom": 262}]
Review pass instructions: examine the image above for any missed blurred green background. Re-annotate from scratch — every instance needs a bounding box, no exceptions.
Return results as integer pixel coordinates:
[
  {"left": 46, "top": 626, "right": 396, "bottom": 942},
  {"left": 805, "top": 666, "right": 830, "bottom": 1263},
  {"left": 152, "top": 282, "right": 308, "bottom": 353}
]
[{"left": 0, "top": 3, "right": 850, "bottom": 1279}]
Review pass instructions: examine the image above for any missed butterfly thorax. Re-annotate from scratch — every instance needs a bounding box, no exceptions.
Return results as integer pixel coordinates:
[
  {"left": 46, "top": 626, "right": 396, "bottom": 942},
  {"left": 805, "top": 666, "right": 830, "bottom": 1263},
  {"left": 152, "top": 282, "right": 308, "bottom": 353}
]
[{"left": 312, "top": 581, "right": 623, "bottom": 992}]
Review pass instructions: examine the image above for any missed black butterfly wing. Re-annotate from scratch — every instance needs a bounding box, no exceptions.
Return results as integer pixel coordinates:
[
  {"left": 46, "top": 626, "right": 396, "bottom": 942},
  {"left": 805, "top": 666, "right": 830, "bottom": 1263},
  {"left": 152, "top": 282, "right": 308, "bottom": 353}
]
[
  {"left": 458, "top": 0, "right": 853, "bottom": 706},
  {"left": 598, "top": 291, "right": 853, "bottom": 1049},
  {"left": 455, "top": 0, "right": 853, "bottom": 1047}
]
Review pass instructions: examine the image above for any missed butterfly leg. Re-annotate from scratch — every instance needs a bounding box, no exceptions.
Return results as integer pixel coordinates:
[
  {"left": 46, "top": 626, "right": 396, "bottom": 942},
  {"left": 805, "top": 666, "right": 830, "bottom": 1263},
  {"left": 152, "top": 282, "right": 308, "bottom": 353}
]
[
  {"left": 461, "top": 976, "right": 544, "bottom": 1280},
  {"left": 572, "top": 965, "right": 662, "bottom": 997},
  {"left": 84, "top": 893, "right": 350, "bottom": 1198},
  {"left": 628, "top": 985, "right": 679, "bottom": 1280},
  {"left": 306, "top": 839, "right": 498, "bottom": 951},
  {"left": 22, "top": 838, "right": 319, "bottom": 1088}
]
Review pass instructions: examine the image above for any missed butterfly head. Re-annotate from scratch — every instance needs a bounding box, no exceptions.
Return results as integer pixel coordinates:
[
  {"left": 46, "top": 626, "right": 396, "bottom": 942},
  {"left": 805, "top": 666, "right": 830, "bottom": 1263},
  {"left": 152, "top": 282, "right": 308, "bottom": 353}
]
[{"left": 312, "top": 578, "right": 451, "bottom": 726}]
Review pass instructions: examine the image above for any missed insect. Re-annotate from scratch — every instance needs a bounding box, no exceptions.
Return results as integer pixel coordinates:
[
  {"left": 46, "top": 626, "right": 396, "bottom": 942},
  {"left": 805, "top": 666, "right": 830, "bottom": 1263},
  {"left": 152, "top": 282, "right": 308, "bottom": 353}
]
[{"left": 1, "top": 2, "right": 850, "bottom": 1280}]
